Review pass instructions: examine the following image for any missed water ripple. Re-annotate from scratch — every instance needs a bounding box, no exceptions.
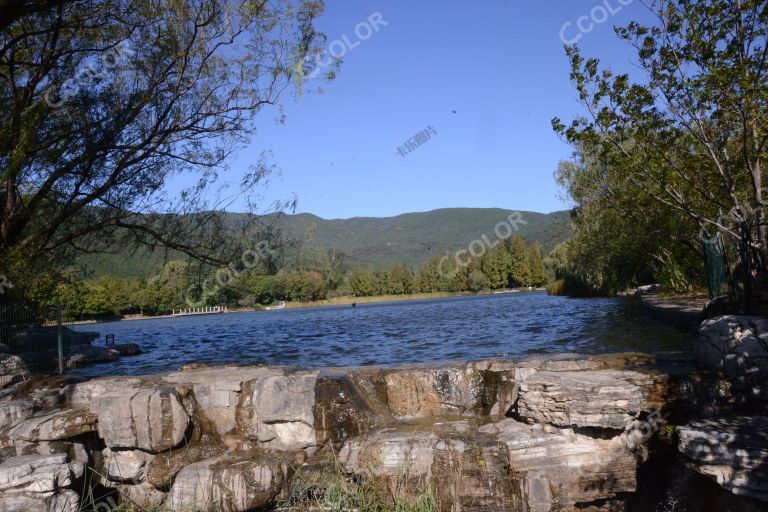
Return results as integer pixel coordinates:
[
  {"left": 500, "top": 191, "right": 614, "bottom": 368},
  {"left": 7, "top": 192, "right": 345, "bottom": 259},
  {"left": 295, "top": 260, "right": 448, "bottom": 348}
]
[{"left": 71, "top": 292, "right": 694, "bottom": 378}]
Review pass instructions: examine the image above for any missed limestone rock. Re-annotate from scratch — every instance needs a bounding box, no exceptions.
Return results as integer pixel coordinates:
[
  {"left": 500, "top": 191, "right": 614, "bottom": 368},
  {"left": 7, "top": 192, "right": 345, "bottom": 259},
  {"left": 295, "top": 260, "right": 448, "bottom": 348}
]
[
  {"left": 9, "top": 409, "right": 97, "bottom": 442},
  {"left": 64, "top": 346, "right": 120, "bottom": 368},
  {"left": 383, "top": 366, "right": 485, "bottom": 418},
  {"left": 482, "top": 419, "right": 637, "bottom": 510},
  {"left": 61, "top": 377, "right": 142, "bottom": 409},
  {"left": 0, "top": 400, "right": 36, "bottom": 430},
  {"left": 236, "top": 371, "right": 318, "bottom": 451},
  {"left": 102, "top": 448, "right": 155, "bottom": 483},
  {"left": 114, "top": 482, "right": 167, "bottom": 508},
  {"left": 146, "top": 442, "right": 225, "bottom": 489},
  {"left": 313, "top": 374, "right": 390, "bottom": 446},
  {"left": 0, "top": 454, "right": 83, "bottom": 495},
  {"left": 339, "top": 422, "right": 523, "bottom": 511},
  {"left": 517, "top": 369, "right": 657, "bottom": 429},
  {"left": 340, "top": 430, "right": 438, "bottom": 479},
  {"left": 94, "top": 389, "right": 189, "bottom": 453},
  {"left": 164, "top": 366, "right": 283, "bottom": 435},
  {"left": 697, "top": 315, "right": 768, "bottom": 401},
  {"left": 489, "top": 378, "right": 519, "bottom": 419},
  {"left": 165, "top": 453, "right": 284, "bottom": 511},
  {"left": 0, "top": 489, "right": 78, "bottom": 512},
  {"left": 11, "top": 440, "right": 89, "bottom": 471},
  {"left": 678, "top": 416, "right": 768, "bottom": 502}
]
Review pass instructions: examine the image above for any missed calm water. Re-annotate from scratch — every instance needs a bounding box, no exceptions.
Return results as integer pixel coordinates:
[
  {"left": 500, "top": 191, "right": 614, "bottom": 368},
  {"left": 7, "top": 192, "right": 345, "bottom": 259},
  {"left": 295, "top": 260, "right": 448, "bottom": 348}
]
[{"left": 71, "top": 292, "right": 694, "bottom": 378}]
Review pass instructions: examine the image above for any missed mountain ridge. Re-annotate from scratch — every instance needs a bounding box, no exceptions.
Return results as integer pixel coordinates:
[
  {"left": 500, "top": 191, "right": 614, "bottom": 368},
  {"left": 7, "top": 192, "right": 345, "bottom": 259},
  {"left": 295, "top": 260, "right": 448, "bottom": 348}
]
[{"left": 81, "top": 207, "right": 573, "bottom": 278}]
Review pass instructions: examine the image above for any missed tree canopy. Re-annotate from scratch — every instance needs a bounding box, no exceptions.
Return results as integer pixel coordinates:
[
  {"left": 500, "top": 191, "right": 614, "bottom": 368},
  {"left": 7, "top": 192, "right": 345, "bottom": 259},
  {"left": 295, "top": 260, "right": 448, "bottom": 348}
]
[
  {"left": 554, "top": 0, "right": 768, "bottom": 304},
  {"left": 1, "top": 0, "right": 326, "bottom": 299}
]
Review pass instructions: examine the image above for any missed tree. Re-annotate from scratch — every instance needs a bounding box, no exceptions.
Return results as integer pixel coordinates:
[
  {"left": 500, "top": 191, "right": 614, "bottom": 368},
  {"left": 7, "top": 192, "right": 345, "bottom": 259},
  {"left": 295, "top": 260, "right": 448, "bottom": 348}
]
[
  {"left": 0, "top": 0, "right": 326, "bottom": 292},
  {"left": 243, "top": 274, "right": 279, "bottom": 305},
  {"left": 508, "top": 237, "right": 533, "bottom": 287},
  {"left": 281, "top": 271, "right": 326, "bottom": 302},
  {"left": 467, "top": 269, "right": 488, "bottom": 292},
  {"left": 349, "top": 268, "right": 381, "bottom": 297},
  {"left": 481, "top": 243, "right": 512, "bottom": 289},
  {"left": 553, "top": 0, "right": 768, "bottom": 303},
  {"left": 527, "top": 245, "right": 548, "bottom": 287},
  {"left": 383, "top": 263, "right": 415, "bottom": 295},
  {"left": 555, "top": 154, "right": 703, "bottom": 294}
]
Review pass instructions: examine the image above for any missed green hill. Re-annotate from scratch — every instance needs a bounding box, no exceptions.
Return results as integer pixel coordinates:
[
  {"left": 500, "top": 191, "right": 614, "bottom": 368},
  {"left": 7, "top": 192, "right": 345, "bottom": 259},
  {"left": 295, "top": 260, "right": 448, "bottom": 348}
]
[{"left": 78, "top": 208, "right": 573, "bottom": 278}]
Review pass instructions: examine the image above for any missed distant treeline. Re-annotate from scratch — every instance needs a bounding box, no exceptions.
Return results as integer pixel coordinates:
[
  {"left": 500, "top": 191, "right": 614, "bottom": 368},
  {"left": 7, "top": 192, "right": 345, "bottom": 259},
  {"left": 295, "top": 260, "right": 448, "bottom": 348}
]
[{"left": 39, "top": 236, "right": 549, "bottom": 318}]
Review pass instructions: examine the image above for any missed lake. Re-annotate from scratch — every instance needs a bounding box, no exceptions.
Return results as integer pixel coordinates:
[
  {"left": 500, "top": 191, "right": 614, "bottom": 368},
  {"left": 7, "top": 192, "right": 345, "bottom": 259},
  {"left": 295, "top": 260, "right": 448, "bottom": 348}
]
[{"left": 71, "top": 292, "right": 694, "bottom": 378}]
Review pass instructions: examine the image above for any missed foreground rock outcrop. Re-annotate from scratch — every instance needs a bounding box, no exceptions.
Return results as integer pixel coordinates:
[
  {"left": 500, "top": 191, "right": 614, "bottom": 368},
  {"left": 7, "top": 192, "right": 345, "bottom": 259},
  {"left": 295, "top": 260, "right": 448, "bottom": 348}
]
[
  {"left": 678, "top": 416, "right": 768, "bottom": 503},
  {"left": 0, "top": 342, "right": 764, "bottom": 511},
  {"left": 697, "top": 315, "right": 768, "bottom": 402}
]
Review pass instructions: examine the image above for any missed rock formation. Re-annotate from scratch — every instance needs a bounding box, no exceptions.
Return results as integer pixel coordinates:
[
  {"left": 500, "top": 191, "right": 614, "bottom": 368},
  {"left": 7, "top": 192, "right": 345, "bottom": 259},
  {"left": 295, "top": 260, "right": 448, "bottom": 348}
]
[{"left": 0, "top": 342, "right": 763, "bottom": 511}]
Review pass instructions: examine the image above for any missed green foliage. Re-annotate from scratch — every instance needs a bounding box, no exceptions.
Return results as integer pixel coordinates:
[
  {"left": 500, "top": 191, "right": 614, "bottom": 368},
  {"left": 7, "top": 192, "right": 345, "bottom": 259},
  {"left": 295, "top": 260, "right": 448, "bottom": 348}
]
[
  {"left": 383, "top": 264, "right": 416, "bottom": 295},
  {"left": 349, "top": 268, "right": 382, "bottom": 297},
  {"left": 553, "top": 0, "right": 768, "bottom": 299},
  {"left": 280, "top": 271, "right": 328, "bottom": 302},
  {"left": 74, "top": 209, "right": 574, "bottom": 279}
]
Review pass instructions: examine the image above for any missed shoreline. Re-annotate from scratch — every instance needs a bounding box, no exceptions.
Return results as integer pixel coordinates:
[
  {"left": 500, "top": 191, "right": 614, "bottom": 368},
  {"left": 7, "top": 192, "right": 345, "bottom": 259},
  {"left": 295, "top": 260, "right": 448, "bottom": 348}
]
[{"left": 67, "top": 288, "right": 546, "bottom": 324}]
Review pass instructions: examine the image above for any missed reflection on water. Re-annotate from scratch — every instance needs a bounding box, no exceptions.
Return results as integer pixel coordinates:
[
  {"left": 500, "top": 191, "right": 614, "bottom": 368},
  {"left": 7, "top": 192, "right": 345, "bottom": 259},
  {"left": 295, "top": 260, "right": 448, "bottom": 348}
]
[{"left": 72, "top": 292, "right": 694, "bottom": 378}]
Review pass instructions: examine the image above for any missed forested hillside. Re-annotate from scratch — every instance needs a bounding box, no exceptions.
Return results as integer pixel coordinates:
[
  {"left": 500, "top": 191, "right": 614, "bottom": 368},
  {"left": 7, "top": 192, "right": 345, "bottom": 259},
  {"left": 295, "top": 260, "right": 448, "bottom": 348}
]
[{"left": 80, "top": 208, "right": 572, "bottom": 278}]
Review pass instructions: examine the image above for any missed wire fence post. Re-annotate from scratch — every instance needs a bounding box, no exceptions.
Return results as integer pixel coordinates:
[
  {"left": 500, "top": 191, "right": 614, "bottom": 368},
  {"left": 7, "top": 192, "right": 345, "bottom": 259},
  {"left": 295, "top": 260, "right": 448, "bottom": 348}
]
[{"left": 56, "top": 301, "right": 64, "bottom": 374}]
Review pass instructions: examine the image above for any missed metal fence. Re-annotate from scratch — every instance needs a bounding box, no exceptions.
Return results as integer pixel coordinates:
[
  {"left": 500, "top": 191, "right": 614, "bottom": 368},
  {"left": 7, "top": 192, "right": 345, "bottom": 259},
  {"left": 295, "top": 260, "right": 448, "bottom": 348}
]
[{"left": 0, "top": 302, "right": 83, "bottom": 384}]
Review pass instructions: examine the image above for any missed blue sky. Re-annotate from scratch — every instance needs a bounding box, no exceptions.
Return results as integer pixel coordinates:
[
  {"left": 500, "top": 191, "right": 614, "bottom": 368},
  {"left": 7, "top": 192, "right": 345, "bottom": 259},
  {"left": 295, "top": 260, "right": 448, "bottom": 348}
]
[{"left": 207, "top": 0, "right": 652, "bottom": 219}]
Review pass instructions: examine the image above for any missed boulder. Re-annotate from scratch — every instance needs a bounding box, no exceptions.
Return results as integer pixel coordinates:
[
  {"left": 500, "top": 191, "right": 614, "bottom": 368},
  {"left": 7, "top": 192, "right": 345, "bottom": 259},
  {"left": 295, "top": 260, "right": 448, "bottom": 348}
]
[
  {"left": 678, "top": 416, "right": 768, "bottom": 502},
  {"left": 0, "top": 400, "right": 37, "bottom": 430},
  {"left": 697, "top": 315, "right": 768, "bottom": 401},
  {"left": 383, "top": 366, "right": 485, "bottom": 418},
  {"left": 0, "top": 489, "right": 78, "bottom": 512},
  {"left": 236, "top": 371, "right": 318, "bottom": 451},
  {"left": 340, "top": 429, "right": 438, "bottom": 479},
  {"left": 482, "top": 419, "right": 638, "bottom": 510},
  {"left": 114, "top": 482, "right": 166, "bottom": 508},
  {"left": 517, "top": 369, "right": 658, "bottom": 429},
  {"left": 113, "top": 343, "right": 142, "bottom": 356},
  {"left": 94, "top": 389, "right": 190, "bottom": 453},
  {"left": 145, "top": 441, "right": 225, "bottom": 489},
  {"left": 61, "top": 377, "right": 142, "bottom": 409},
  {"left": 164, "top": 366, "right": 284, "bottom": 435},
  {"left": 0, "top": 454, "right": 82, "bottom": 512},
  {"left": 8, "top": 409, "right": 97, "bottom": 442},
  {"left": 313, "top": 373, "right": 391, "bottom": 446},
  {"left": 11, "top": 440, "right": 89, "bottom": 468},
  {"left": 64, "top": 346, "right": 120, "bottom": 368},
  {"left": 165, "top": 453, "right": 284, "bottom": 511},
  {"left": 0, "top": 453, "right": 82, "bottom": 493},
  {"left": 339, "top": 421, "right": 523, "bottom": 511},
  {"left": 102, "top": 448, "right": 155, "bottom": 483}
]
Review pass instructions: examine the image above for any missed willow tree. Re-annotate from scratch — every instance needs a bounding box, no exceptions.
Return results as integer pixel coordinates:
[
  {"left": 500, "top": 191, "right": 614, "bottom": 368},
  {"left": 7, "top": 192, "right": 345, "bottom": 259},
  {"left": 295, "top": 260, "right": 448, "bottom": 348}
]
[
  {"left": 0, "top": 0, "right": 326, "bottom": 292},
  {"left": 553, "top": 0, "right": 768, "bottom": 301}
]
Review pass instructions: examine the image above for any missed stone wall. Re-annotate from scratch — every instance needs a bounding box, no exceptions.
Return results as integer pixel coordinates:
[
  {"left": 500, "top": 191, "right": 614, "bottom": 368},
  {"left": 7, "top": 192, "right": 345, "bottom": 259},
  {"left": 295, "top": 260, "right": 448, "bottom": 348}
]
[{"left": 0, "top": 347, "right": 763, "bottom": 511}]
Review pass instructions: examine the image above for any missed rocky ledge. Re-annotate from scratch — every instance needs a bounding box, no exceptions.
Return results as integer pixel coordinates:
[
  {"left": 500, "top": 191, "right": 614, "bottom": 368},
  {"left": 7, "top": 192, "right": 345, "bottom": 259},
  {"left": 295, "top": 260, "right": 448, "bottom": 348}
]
[{"left": 0, "top": 316, "right": 765, "bottom": 511}]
